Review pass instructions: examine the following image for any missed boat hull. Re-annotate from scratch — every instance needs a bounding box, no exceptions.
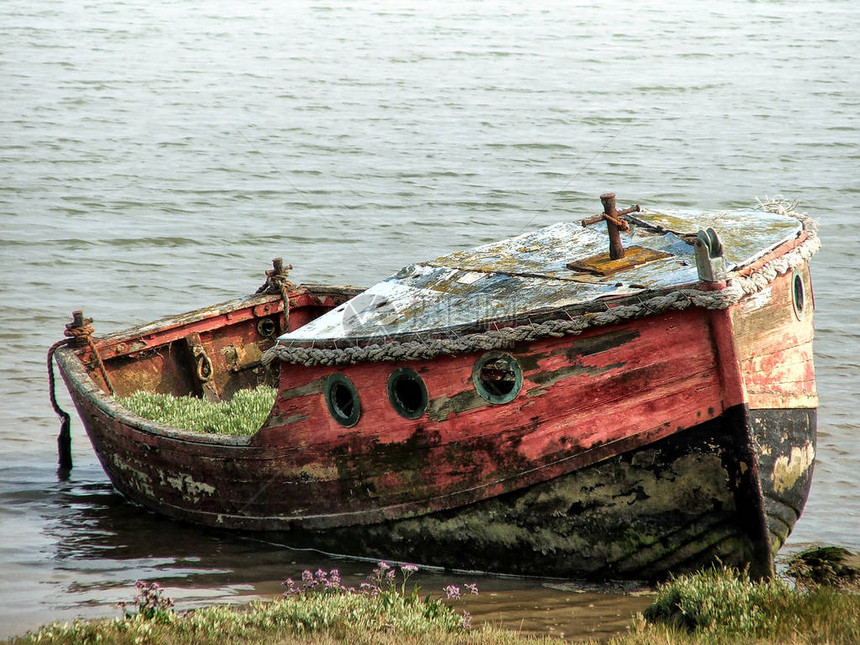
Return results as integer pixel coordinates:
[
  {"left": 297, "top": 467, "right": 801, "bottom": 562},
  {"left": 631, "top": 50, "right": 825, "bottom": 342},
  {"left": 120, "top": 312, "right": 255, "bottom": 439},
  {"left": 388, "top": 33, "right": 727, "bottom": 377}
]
[
  {"left": 751, "top": 407, "right": 817, "bottom": 554},
  {"left": 58, "top": 348, "right": 815, "bottom": 579},
  {"left": 54, "top": 248, "right": 817, "bottom": 580},
  {"left": 286, "top": 406, "right": 815, "bottom": 579}
]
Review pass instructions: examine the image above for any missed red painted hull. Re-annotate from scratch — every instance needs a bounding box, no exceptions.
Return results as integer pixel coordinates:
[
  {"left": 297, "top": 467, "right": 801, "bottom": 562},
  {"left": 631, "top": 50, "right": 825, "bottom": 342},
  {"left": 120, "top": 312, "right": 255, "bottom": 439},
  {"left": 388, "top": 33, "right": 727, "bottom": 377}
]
[{"left": 55, "top": 259, "right": 816, "bottom": 579}]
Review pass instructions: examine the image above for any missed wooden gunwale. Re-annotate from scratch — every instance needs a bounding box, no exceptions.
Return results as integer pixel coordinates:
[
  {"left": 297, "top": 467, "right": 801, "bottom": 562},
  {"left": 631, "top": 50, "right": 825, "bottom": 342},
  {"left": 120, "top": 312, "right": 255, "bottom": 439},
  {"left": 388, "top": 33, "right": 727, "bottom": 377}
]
[
  {"left": 734, "top": 228, "right": 811, "bottom": 277},
  {"left": 92, "top": 285, "right": 362, "bottom": 360}
]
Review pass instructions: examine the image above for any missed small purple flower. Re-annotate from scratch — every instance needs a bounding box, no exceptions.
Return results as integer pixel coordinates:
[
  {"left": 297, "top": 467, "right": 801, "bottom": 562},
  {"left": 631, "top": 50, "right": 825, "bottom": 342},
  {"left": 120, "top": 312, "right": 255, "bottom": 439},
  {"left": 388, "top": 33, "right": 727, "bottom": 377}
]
[
  {"left": 401, "top": 563, "right": 419, "bottom": 574},
  {"left": 443, "top": 584, "right": 461, "bottom": 599},
  {"left": 464, "top": 582, "right": 479, "bottom": 596},
  {"left": 461, "top": 610, "right": 472, "bottom": 629},
  {"left": 282, "top": 577, "right": 299, "bottom": 595},
  {"left": 129, "top": 580, "right": 174, "bottom": 618}
]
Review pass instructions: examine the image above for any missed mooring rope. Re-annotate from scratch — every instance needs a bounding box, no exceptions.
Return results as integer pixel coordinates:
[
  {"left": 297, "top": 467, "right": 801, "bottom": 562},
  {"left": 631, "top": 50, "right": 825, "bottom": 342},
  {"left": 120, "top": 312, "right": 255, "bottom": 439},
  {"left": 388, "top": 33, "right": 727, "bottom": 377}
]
[
  {"left": 256, "top": 258, "right": 296, "bottom": 332},
  {"left": 63, "top": 319, "right": 115, "bottom": 396},
  {"left": 262, "top": 199, "right": 819, "bottom": 368},
  {"left": 46, "top": 312, "right": 120, "bottom": 472},
  {"left": 47, "top": 338, "right": 73, "bottom": 472}
]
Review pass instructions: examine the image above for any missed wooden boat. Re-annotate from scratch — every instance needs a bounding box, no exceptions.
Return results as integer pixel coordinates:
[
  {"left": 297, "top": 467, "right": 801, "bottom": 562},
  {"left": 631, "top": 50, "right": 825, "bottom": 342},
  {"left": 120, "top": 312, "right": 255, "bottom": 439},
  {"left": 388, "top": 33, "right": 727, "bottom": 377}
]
[{"left": 51, "top": 194, "right": 819, "bottom": 580}]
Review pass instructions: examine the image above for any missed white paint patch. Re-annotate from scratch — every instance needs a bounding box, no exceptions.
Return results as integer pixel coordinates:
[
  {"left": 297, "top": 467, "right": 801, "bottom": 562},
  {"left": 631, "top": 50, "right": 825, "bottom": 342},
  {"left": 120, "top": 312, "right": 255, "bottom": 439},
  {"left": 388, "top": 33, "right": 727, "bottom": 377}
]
[
  {"left": 165, "top": 472, "right": 216, "bottom": 502},
  {"left": 772, "top": 442, "right": 815, "bottom": 494},
  {"left": 743, "top": 285, "right": 773, "bottom": 312},
  {"left": 110, "top": 454, "right": 155, "bottom": 498},
  {"left": 456, "top": 271, "right": 485, "bottom": 285}
]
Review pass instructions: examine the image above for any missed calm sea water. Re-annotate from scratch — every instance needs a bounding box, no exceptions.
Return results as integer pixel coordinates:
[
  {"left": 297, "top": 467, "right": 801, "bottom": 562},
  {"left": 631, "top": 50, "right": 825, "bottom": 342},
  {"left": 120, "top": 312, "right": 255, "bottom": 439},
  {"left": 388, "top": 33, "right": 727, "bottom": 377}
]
[{"left": 1, "top": 0, "right": 858, "bottom": 639}]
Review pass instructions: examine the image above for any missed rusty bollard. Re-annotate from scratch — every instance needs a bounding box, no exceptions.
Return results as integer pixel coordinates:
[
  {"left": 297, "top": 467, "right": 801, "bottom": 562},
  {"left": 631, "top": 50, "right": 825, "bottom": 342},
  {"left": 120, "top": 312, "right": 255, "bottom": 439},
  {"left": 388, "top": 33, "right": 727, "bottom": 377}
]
[{"left": 581, "top": 193, "right": 641, "bottom": 260}]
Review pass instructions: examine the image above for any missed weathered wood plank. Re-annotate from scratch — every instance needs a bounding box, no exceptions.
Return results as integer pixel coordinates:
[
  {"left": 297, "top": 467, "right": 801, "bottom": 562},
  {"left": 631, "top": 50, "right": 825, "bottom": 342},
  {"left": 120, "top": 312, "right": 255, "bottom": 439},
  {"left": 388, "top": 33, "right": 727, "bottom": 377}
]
[{"left": 729, "top": 265, "right": 817, "bottom": 409}]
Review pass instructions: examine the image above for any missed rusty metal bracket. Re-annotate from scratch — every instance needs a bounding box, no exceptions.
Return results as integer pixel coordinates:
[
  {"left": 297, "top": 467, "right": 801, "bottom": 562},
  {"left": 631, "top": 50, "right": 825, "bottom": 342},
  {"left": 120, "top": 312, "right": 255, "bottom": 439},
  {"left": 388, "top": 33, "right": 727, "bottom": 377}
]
[
  {"left": 185, "top": 332, "right": 219, "bottom": 403},
  {"left": 221, "top": 343, "right": 265, "bottom": 374},
  {"left": 581, "top": 193, "right": 641, "bottom": 260},
  {"left": 567, "top": 245, "right": 673, "bottom": 276}
]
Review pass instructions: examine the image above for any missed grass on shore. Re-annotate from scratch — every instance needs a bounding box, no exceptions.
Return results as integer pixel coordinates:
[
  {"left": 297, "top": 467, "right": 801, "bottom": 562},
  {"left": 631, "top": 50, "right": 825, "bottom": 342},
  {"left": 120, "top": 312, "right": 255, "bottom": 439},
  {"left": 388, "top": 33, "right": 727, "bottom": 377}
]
[
  {"left": 8, "top": 594, "right": 555, "bottom": 645},
  {"left": 6, "top": 567, "right": 561, "bottom": 645},
  {"left": 119, "top": 386, "right": 277, "bottom": 436},
  {"left": 7, "top": 553, "right": 859, "bottom": 645},
  {"left": 619, "top": 565, "right": 859, "bottom": 645}
]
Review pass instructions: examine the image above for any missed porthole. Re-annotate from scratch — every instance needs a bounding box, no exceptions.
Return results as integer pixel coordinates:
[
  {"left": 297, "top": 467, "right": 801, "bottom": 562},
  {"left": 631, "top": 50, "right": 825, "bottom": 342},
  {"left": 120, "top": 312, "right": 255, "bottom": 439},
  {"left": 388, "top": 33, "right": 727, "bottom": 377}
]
[
  {"left": 325, "top": 373, "right": 361, "bottom": 427},
  {"left": 472, "top": 352, "right": 523, "bottom": 404},
  {"left": 257, "top": 317, "right": 278, "bottom": 338},
  {"left": 792, "top": 270, "right": 806, "bottom": 319},
  {"left": 387, "top": 368, "right": 428, "bottom": 419}
]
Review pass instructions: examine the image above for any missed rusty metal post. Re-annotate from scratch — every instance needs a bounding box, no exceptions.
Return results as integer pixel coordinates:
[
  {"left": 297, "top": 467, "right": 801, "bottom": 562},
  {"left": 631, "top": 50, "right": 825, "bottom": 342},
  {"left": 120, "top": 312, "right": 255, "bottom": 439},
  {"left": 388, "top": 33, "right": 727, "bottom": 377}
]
[
  {"left": 600, "top": 193, "right": 625, "bottom": 260},
  {"left": 67, "top": 311, "right": 89, "bottom": 346},
  {"left": 64, "top": 311, "right": 114, "bottom": 395}
]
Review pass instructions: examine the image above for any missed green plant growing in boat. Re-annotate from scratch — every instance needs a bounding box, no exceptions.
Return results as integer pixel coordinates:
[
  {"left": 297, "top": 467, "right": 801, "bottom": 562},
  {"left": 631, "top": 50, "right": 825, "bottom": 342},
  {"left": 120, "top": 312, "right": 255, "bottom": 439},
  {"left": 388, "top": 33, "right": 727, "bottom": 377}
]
[{"left": 119, "top": 386, "right": 277, "bottom": 436}]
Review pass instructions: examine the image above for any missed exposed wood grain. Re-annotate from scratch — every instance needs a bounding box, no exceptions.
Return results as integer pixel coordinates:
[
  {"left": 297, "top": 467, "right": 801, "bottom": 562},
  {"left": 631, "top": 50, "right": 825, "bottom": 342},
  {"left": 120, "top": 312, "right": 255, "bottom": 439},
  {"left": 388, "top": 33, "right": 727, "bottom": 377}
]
[{"left": 730, "top": 265, "right": 817, "bottom": 409}]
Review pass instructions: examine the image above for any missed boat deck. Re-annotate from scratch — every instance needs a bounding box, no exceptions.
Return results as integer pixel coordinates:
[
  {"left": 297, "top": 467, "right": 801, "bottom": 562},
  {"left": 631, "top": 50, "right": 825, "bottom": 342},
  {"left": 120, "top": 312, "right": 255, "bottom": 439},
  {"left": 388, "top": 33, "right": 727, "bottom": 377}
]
[{"left": 279, "top": 208, "right": 801, "bottom": 342}]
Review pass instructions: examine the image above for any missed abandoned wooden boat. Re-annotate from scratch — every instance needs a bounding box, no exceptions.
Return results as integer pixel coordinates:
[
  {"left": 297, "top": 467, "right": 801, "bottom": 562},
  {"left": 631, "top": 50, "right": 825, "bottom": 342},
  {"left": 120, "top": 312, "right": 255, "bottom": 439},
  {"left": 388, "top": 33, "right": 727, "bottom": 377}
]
[{"left": 50, "top": 194, "right": 819, "bottom": 580}]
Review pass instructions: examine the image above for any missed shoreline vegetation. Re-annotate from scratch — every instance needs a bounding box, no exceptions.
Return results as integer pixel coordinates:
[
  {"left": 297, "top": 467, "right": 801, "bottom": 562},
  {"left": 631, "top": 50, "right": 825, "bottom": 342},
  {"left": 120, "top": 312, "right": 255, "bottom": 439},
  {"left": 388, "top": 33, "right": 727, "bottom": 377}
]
[{"left": 5, "top": 548, "right": 858, "bottom": 645}]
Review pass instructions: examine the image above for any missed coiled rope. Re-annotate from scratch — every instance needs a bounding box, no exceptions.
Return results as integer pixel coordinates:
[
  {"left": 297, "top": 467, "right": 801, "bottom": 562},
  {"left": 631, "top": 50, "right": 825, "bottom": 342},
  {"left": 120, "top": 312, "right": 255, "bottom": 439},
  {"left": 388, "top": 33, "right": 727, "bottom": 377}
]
[{"left": 256, "top": 257, "right": 295, "bottom": 331}]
